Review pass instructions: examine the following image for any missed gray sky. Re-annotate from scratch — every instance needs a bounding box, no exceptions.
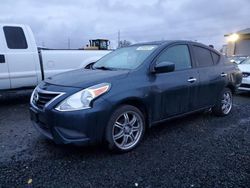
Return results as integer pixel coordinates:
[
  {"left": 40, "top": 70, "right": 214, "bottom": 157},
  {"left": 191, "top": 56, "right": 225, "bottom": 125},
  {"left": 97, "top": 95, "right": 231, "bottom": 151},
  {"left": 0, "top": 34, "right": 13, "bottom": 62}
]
[{"left": 0, "top": 0, "right": 249, "bottom": 49}]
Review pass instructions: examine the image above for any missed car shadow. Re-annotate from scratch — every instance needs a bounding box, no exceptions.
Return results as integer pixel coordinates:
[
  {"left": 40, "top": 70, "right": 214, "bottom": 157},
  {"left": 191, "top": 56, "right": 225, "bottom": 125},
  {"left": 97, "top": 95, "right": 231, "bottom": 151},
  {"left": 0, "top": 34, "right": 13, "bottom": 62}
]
[
  {"left": 1, "top": 91, "right": 237, "bottom": 160},
  {"left": 35, "top": 111, "right": 208, "bottom": 159},
  {"left": 0, "top": 90, "right": 32, "bottom": 106},
  {"left": 236, "top": 91, "right": 250, "bottom": 97},
  {"left": 145, "top": 111, "right": 207, "bottom": 136},
  {"left": 33, "top": 136, "right": 114, "bottom": 160}
]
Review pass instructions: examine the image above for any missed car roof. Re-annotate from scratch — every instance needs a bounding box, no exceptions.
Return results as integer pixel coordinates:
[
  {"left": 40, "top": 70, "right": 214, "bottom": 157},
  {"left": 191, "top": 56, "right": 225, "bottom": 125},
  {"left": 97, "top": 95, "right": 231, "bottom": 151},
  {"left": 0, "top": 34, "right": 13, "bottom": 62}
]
[
  {"left": 132, "top": 40, "right": 208, "bottom": 47},
  {"left": 131, "top": 40, "right": 171, "bottom": 46},
  {"left": 131, "top": 40, "right": 220, "bottom": 54}
]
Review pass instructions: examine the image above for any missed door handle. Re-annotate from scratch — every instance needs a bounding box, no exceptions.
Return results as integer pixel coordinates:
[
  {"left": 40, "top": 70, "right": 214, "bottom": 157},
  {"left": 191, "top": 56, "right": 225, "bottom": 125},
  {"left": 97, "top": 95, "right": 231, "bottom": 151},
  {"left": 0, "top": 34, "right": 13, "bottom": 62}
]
[
  {"left": 221, "top": 73, "right": 227, "bottom": 77},
  {"left": 187, "top": 77, "right": 197, "bottom": 83},
  {"left": 0, "top": 54, "right": 5, "bottom": 63}
]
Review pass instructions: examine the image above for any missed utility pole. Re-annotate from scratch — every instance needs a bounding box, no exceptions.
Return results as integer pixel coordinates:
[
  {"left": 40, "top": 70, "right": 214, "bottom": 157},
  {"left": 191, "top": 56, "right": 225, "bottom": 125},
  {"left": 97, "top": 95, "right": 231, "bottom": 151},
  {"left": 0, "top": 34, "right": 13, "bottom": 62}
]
[
  {"left": 118, "top": 30, "right": 120, "bottom": 48},
  {"left": 68, "top": 38, "right": 71, "bottom": 49}
]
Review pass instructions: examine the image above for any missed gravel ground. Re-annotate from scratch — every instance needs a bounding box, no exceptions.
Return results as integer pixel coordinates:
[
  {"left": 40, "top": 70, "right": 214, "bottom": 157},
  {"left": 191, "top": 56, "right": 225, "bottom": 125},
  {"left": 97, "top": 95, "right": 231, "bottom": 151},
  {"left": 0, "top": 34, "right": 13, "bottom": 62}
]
[{"left": 0, "top": 91, "right": 249, "bottom": 187}]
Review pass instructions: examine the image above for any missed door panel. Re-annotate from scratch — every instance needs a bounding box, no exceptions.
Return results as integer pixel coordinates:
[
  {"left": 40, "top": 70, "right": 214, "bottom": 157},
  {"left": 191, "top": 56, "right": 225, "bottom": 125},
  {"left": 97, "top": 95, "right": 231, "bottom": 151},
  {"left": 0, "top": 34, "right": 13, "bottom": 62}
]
[
  {"left": 152, "top": 69, "right": 199, "bottom": 120},
  {"left": 197, "top": 64, "right": 226, "bottom": 108},
  {"left": 0, "top": 29, "right": 10, "bottom": 90},
  {"left": 191, "top": 45, "right": 223, "bottom": 108},
  {"left": 6, "top": 51, "right": 38, "bottom": 88},
  {"left": 151, "top": 44, "right": 199, "bottom": 120},
  {"left": 196, "top": 67, "right": 221, "bottom": 107},
  {"left": 3, "top": 26, "right": 38, "bottom": 89},
  {"left": 0, "top": 54, "right": 10, "bottom": 90}
]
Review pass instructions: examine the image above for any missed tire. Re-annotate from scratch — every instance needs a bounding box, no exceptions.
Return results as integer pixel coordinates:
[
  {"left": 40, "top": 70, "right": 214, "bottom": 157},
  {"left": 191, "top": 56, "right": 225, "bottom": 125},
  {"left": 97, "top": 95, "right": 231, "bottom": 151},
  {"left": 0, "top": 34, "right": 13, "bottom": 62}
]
[
  {"left": 212, "top": 88, "right": 233, "bottom": 116},
  {"left": 105, "top": 105, "right": 145, "bottom": 152}
]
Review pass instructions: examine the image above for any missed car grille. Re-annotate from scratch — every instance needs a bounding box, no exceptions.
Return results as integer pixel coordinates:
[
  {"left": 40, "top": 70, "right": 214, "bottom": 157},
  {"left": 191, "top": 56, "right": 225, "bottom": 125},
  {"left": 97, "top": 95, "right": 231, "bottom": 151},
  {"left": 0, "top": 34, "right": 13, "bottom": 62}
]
[
  {"left": 31, "top": 88, "right": 62, "bottom": 110},
  {"left": 242, "top": 72, "right": 250, "bottom": 78}
]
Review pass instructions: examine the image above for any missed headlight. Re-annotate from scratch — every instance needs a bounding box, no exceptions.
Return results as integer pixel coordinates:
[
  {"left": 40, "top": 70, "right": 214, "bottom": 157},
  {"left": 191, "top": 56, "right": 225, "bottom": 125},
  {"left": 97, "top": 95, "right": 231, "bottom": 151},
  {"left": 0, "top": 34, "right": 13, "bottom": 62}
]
[{"left": 55, "top": 83, "right": 110, "bottom": 111}]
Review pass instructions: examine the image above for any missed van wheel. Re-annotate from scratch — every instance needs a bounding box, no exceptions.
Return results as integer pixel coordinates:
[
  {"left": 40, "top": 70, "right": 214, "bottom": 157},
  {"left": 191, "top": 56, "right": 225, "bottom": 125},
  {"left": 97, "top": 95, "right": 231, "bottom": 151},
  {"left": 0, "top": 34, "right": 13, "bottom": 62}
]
[
  {"left": 105, "top": 105, "right": 145, "bottom": 152},
  {"left": 212, "top": 88, "right": 233, "bottom": 116}
]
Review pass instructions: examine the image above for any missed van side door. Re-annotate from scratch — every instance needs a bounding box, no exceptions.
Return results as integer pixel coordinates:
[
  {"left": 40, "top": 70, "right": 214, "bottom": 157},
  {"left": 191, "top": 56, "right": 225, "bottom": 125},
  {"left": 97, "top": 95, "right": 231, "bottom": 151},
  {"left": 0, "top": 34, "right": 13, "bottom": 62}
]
[
  {"left": 3, "top": 25, "right": 39, "bottom": 89},
  {"left": 0, "top": 26, "right": 10, "bottom": 90}
]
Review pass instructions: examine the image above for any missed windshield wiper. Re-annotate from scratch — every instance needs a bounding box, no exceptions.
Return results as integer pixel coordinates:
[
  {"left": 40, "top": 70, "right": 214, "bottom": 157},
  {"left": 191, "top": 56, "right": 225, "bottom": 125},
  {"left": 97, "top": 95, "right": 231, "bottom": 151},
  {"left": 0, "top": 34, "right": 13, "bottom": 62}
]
[{"left": 94, "top": 66, "right": 116, "bottom": 70}]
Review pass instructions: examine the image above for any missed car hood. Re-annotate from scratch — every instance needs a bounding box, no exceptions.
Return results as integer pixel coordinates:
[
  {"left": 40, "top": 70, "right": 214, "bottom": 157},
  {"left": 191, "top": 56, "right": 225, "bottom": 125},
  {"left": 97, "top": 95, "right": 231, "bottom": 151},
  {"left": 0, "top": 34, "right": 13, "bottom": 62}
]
[
  {"left": 238, "top": 64, "right": 250, "bottom": 73},
  {"left": 45, "top": 69, "right": 129, "bottom": 88}
]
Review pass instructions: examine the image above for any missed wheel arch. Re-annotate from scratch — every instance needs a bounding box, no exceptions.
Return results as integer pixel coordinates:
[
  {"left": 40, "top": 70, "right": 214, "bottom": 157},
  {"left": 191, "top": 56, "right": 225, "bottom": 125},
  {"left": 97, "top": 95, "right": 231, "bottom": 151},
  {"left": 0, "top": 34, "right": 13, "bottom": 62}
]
[
  {"left": 114, "top": 97, "right": 151, "bottom": 128},
  {"left": 226, "top": 84, "right": 236, "bottom": 94}
]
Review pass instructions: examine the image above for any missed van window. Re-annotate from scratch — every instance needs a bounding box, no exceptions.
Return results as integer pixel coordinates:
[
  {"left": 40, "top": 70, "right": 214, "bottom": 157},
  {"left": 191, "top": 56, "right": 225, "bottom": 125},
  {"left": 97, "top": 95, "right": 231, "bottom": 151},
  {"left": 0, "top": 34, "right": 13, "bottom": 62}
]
[
  {"left": 193, "top": 46, "right": 213, "bottom": 67},
  {"left": 156, "top": 45, "right": 192, "bottom": 71},
  {"left": 3, "top": 26, "right": 28, "bottom": 49}
]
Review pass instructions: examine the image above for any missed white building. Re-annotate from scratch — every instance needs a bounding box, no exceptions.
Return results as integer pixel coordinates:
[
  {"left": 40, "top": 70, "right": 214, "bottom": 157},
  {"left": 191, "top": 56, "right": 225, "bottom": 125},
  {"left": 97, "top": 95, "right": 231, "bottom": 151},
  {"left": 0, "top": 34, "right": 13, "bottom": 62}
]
[{"left": 224, "top": 28, "right": 250, "bottom": 56}]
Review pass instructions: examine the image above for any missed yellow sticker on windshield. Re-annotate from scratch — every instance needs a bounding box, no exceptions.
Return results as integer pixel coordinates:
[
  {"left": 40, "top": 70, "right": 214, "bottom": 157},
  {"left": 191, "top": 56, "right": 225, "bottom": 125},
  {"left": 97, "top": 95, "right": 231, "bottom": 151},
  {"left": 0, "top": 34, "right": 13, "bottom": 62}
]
[{"left": 136, "top": 46, "right": 156, "bottom": 51}]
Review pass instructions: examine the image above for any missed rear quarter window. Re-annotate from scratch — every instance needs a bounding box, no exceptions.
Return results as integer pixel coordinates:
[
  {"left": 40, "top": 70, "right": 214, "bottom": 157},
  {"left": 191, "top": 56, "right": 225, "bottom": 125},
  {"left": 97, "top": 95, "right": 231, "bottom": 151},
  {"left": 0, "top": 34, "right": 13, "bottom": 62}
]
[
  {"left": 211, "top": 52, "right": 220, "bottom": 64},
  {"left": 193, "top": 46, "right": 213, "bottom": 67},
  {"left": 3, "top": 26, "right": 28, "bottom": 49}
]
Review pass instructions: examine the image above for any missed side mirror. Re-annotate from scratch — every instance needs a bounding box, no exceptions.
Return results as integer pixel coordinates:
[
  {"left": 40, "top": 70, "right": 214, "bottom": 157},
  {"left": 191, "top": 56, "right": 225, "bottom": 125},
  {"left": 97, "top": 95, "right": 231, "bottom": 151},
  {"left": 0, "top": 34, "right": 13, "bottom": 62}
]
[
  {"left": 154, "top": 61, "right": 175, "bottom": 73},
  {"left": 85, "top": 62, "right": 96, "bottom": 69}
]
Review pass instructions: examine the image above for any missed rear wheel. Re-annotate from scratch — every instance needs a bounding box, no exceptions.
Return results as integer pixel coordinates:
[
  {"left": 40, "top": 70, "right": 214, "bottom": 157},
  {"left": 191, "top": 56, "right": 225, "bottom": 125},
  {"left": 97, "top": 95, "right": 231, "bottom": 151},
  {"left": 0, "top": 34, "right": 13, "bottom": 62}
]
[
  {"left": 105, "top": 105, "right": 145, "bottom": 152},
  {"left": 212, "top": 88, "right": 233, "bottom": 116}
]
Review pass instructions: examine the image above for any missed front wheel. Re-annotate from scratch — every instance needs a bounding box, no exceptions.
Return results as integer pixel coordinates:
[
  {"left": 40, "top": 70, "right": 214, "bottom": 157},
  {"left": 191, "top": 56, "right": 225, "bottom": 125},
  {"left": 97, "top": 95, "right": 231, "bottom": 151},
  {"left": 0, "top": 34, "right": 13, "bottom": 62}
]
[
  {"left": 105, "top": 105, "right": 145, "bottom": 152},
  {"left": 212, "top": 88, "right": 233, "bottom": 116}
]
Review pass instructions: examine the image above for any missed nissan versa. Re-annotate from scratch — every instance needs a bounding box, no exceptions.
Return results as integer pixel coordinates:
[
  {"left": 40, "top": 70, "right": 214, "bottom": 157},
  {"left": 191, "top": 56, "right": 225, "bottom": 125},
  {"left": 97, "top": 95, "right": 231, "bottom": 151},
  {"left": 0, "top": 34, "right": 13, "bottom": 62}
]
[{"left": 30, "top": 41, "right": 242, "bottom": 152}]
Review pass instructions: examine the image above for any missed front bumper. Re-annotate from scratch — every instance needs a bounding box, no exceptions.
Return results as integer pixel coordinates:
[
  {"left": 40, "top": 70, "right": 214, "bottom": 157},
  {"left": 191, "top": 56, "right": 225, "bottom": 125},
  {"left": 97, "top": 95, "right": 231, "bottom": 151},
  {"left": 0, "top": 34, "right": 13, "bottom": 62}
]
[
  {"left": 238, "top": 77, "right": 250, "bottom": 91},
  {"left": 30, "top": 98, "right": 112, "bottom": 145}
]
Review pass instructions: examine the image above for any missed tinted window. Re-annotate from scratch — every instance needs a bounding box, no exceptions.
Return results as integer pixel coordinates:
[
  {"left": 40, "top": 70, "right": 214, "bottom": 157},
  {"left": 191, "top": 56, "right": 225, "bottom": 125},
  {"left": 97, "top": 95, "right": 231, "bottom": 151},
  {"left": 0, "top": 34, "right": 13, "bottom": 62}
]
[
  {"left": 3, "top": 26, "right": 28, "bottom": 49},
  {"left": 156, "top": 45, "right": 192, "bottom": 70},
  {"left": 211, "top": 52, "right": 220, "bottom": 64},
  {"left": 193, "top": 46, "right": 213, "bottom": 67}
]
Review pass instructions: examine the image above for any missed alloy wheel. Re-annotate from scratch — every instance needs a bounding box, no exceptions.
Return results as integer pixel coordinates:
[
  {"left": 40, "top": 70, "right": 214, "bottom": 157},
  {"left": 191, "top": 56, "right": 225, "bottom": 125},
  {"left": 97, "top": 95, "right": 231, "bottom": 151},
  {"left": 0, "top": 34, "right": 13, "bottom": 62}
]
[
  {"left": 112, "top": 111, "right": 143, "bottom": 150},
  {"left": 221, "top": 91, "right": 232, "bottom": 115}
]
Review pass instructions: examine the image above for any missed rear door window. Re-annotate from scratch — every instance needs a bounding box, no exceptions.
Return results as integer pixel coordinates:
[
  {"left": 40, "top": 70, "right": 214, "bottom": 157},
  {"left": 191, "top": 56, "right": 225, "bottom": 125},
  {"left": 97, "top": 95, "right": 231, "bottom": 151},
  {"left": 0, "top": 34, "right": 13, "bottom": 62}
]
[
  {"left": 156, "top": 45, "right": 192, "bottom": 71},
  {"left": 3, "top": 26, "right": 28, "bottom": 49},
  {"left": 193, "top": 46, "right": 213, "bottom": 67}
]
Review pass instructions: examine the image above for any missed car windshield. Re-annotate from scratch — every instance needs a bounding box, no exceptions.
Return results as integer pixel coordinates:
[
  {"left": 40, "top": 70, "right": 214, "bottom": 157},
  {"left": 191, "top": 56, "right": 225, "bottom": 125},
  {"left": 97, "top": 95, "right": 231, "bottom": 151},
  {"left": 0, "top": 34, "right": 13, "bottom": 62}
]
[
  {"left": 93, "top": 45, "right": 158, "bottom": 70},
  {"left": 241, "top": 58, "right": 250, "bottom": 64}
]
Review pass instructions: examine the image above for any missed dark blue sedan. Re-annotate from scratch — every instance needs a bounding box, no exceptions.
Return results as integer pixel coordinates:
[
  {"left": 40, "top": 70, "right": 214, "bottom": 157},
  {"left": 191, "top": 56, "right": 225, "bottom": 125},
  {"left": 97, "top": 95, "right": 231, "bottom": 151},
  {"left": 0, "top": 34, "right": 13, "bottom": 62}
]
[{"left": 30, "top": 40, "right": 242, "bottom": 152}]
